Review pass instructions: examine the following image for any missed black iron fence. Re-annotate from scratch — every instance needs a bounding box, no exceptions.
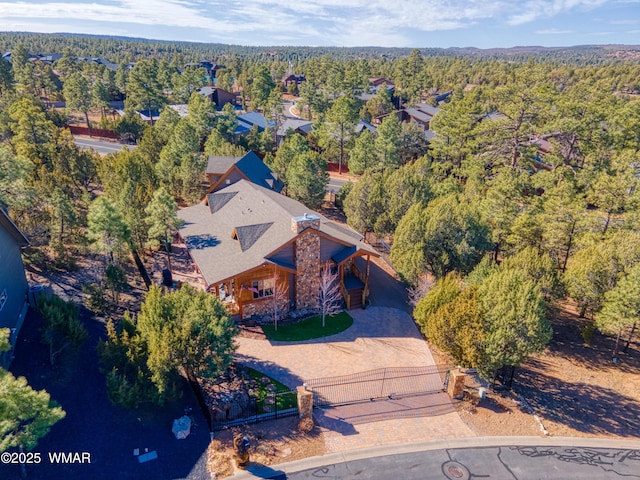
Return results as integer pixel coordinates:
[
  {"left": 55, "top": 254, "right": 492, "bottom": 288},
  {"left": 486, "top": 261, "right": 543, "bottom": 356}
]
[
  {"left": 305, "top": 365, "right": 451, "bottom": 408},
  {"left": 211, "top": 390, "right": 299, "bottom": 432}
]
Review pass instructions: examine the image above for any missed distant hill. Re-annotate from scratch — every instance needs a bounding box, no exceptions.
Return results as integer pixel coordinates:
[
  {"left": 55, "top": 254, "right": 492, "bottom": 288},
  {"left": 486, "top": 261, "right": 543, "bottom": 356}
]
[{"left": 1, "top": 31, "right": 639, "bottom": 64}]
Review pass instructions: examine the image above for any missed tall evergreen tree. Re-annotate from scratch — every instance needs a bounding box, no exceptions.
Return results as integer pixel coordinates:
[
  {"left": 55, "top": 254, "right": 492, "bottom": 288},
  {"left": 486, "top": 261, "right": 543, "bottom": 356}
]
[
  {"left": 63, "top": 72, "right": 93, "bottom": 135},
  {"left": 286, "top": 151, "right": 328, "bottom": 209},
  {"left": 597, "top": 263, "right": 640, "bottom": 361},
  {"left": 125, "top": 59, "right": 165, "bottom": 125},
  {"left": 321, "top": 95, "right": 358, "bottom": 174}
]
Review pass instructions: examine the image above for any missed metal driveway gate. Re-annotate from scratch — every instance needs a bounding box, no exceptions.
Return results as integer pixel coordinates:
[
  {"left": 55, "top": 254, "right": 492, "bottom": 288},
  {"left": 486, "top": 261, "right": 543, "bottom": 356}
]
[{"left": 304, "top": 365, "right": 451, "bottom": 408}]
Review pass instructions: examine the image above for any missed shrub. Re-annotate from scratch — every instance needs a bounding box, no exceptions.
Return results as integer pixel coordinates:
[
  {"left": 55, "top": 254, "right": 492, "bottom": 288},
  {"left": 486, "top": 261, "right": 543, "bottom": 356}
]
[{"left": 38, "top": 295, "right": 88, "bottom": 365}]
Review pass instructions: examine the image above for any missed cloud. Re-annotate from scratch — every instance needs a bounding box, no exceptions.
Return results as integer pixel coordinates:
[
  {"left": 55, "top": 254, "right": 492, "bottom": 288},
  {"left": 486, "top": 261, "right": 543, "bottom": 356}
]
[
  {"left": 0, "top": 0, "right": 504, "bottom": 46},
  {"left": 0, "top": 1, "right": 213, "bottom": 28},
  {"left": 508, "top": 0, "right": 609, "bottom": 26},
  {"left": 0, "top": 0, "right": 628, "bottom": 46}
]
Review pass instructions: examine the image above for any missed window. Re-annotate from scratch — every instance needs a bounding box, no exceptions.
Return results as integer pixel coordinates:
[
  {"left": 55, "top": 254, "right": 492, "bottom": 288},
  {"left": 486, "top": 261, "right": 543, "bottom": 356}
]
[
  {"left": 252, "top": 279, "right": 274, "bottom": 299},
  {"left": 0, "top": 289, "right": 6, "bottom": 312}
]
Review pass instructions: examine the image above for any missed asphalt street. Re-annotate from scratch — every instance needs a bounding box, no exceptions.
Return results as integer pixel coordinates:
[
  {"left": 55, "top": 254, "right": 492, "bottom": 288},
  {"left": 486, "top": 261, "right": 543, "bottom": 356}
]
[
  {"left": 73, "top": 136, "right": 135, "bottom": 155},
  {"left": 232, "top": 438, "right": 640, "bottom": 480}
]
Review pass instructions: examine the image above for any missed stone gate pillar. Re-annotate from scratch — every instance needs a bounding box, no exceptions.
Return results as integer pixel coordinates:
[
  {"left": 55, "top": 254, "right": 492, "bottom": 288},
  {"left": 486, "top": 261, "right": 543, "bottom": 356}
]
[
  {"left": 297, "top": 386, "right": 313, "bottom": 420},
  {"left": 447, "top": 369, "right": 467, "bottom": 400}
]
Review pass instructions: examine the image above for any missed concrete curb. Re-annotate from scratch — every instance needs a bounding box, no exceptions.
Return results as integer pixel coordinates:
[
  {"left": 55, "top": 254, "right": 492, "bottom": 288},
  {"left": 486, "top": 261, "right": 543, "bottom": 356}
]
[{"left": 230, "top": 436, "right": 640, "bottom": 478}]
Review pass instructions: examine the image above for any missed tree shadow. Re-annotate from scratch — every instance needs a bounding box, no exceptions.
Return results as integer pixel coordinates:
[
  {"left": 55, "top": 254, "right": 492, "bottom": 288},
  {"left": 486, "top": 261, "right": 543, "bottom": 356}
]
[
  {"left": 234, "top": 353, "right": 304, "bottom": 390},
  {"left": 515, "top": 366, "right": 640, "bottom": 437},
  {"left": 258, "top": 306, "right": 425, "bottom": 347},
  {"left": 242, "top": 463, "right": 287, "bottom": 479},
  {"left": 184, "top": 233, "right": 220, "bottom": 250},
  {"left": 356, "top": 257, "right": 411, "bottom": 313},
  {"left": 547, "top": 303, "right": 640, "bottom": 374},
  {"left": 9, "top": 308, "right": 211, "bottom": 480}
]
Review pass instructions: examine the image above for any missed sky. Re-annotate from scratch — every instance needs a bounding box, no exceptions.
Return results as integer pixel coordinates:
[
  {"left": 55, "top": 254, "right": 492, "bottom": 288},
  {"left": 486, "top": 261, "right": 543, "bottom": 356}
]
[{"left": 0, "top": 0, "right": 639, "bottom": 49}]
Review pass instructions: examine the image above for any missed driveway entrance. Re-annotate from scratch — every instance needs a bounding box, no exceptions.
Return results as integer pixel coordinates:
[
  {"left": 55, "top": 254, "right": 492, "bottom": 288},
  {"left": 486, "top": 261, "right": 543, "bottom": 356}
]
[
  {"left": 235, "top": 307, "right": 474, "bottom": 452},
  {"left": 305, "top": 365, "right": 450, "bottom": 407}
]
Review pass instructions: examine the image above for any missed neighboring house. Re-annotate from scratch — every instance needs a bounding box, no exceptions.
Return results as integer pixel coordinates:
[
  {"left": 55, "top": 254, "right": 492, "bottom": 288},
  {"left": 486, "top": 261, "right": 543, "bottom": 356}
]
[
  {"left": 116, "top": 104, "right": 189, "bottom": 122},
  {"left": 276, "top": 118, "right": 313, "bottom": 144},
  {"left": 186, "top": 61, "right": 224, "bottom": 81},
  {"left": 78, "top": 56, "right": 119, "bottom": 71},
  {"left": 354, "top": 120, "right": 377, "bottom": 134},
  {"left": 168, "top": 104, "right": 189, "bottom": 118},
  {"left": 34, "top": 53, "right": 63, "bottom": 64},
  {"left": 115, "top": 108, "right": 160, "bottom": 123},
  {"left": 205, "top": 151, "right": 284, "bottom": 194},
  {"left": 234, "top": 112, "right": 274, "bottom": 135},
  {"left": 178, "top": 180, "right": 378, "bottom": 320},
  {"left": 396, "top": 103, "right": 440, "bottom": 131},
  {"left": 0, "top": 209, "right": 29, "bottom": 369},
  {"left": 528, "top": 136, "right": 561, "bottom": 172},
  {"left": 369, "top": 77, "right": 395, "bottom": 89},
  {"left": 359, "top": 81, "right": 395, "bottom": 103},
  {"left": 434, "top": 90, "right": 454, "bottom": 103},
  {"left": 198, "top": 86, "right": 238, "bottom": 109},
  {"left": 283, "top": 74, "right": 306, "bottom": 88}
]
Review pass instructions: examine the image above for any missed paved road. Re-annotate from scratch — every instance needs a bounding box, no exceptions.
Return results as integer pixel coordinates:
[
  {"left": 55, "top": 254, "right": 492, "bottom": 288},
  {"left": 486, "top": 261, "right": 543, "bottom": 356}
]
[
  {"left": 282, "top": 100, "right": 301, "bottom": 119},
  {"left": 232, "top": 437, "right": 640, "bottom": 480},
  {"left": 327, "top": 175, "right": 349, "bottom": 194},
  {"left": 73, "top": 136, "right": 135, "bottom": 155}
]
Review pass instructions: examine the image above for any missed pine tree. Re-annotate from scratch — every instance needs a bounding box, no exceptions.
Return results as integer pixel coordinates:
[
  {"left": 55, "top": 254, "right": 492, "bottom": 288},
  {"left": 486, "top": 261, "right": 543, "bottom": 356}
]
[
  {"left": 63, "top": 72, "right": 92, "bottom": 135},
  {"left": 597, "top": 263, "right": 640, "bottom": 361}
]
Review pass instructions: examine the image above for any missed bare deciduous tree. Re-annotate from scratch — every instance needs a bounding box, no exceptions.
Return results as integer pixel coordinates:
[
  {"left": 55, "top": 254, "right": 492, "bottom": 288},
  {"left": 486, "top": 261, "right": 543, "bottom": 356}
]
[
  {"left": 408, "top": 276, "right": 432, "bottom": 307},
  {"left": 319, "top": 264, "right": 342, "bottom": 327},
  {"left": 271, "top": 269, "right": 289, "bottom": 331}
]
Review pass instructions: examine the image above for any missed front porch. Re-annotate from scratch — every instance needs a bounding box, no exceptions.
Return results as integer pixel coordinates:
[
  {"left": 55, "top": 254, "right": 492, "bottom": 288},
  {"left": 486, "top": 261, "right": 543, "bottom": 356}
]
[
  {"left": 207, "top": 264, "right": 293, "bottom": 322},
  {"left": 164, "top": 237, "right": 375, "bottom": 316},
  {"left": 339, "top": 254, "right": 372, "bottom": 310}
]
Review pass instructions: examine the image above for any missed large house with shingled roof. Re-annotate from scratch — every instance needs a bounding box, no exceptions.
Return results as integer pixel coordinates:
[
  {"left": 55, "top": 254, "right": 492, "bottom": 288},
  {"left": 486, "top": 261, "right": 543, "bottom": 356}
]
[{"left": 177, "top": 179, "right": 378, "bottom": 320}]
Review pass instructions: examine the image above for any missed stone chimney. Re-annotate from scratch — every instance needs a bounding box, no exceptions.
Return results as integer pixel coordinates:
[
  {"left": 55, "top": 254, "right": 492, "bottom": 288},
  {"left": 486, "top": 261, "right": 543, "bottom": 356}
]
[
  {"left": 293, "top": 213, "right": 321, "bottom": 310},
  {"left": 291, "top": 213, "right": 320, "bottom": 234}
]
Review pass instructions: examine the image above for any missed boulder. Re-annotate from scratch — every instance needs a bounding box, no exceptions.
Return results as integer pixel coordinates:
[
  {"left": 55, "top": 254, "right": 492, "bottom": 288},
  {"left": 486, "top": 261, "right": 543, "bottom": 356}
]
[{"left": 172, "top": 415, "right": 191, "bottom": 440}]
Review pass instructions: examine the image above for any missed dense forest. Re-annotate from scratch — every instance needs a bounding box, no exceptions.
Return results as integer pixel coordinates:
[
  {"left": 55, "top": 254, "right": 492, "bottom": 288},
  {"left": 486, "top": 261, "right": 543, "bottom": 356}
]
[{"left": 1, "top": 32, "right": 640, "bottom": 381}]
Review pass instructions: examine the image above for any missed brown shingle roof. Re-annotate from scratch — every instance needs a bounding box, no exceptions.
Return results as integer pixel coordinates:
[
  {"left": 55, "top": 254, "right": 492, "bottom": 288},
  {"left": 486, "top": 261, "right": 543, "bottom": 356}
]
[{"left": 177, "top": 180, "right": 376, "bottom": 286}]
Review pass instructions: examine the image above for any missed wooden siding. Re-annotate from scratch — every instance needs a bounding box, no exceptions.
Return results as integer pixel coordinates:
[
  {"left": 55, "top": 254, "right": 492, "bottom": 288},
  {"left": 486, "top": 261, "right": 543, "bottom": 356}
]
[{"left": 320, "top": 236, "right": 349, "bottom": 263}]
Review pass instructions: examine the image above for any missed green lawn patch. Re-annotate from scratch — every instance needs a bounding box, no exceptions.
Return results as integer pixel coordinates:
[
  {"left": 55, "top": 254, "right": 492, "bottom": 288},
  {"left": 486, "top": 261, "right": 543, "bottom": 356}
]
[
  {"left": 262, "top": 311, "right": 353, "bottom": 342},
  {"left": 245, "top": 367, "right": 297, "bottom": 411}
]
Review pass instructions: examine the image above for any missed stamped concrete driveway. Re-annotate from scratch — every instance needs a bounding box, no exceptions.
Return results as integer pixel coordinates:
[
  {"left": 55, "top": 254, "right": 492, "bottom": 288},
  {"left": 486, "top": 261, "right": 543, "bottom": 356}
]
[
  {"left": 236, "top": 307, "right": 435, "bottom": 386},
  {"left": 235, "top": 306, "right": 474, "bottom": 452}
]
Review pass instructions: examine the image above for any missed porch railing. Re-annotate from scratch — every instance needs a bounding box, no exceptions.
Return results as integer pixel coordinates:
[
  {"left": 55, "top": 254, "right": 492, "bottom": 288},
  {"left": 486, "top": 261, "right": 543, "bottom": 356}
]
[
  {"left": 340, "top": 282, "right": 351, "bottom": 310},
  {"left": 351, "top": 264, "right": 366, "bottom": 284},
  {"left": 350, "top": 264, "right": 368, "bottom": 307}
]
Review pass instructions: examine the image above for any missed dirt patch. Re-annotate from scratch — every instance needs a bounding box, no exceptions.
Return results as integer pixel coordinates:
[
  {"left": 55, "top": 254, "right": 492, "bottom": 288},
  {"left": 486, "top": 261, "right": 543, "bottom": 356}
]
[
  {"left": 207, "top": 418, "right": 326, "bottom": 479},
  {"left": 516, "top": 301, "right": 640, "bottom": 438},
  {"left": 455, "top": 391, "right": 545, "bottom": 438},
  {"left": 429, "top": 300, "right": 640, "bottom": 439},
  {"left": 24, "top": 245, "right": 148, "bottom": 313}
]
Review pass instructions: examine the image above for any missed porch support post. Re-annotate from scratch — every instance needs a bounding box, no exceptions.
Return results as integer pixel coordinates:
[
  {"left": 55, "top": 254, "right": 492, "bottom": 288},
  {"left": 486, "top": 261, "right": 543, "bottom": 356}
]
[
  {"left": 235, "top": 277, "right": 243, "bottom": 319},
  {"left": 364, "top": 255, "right": 371, "bottom": 305}
]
